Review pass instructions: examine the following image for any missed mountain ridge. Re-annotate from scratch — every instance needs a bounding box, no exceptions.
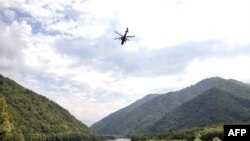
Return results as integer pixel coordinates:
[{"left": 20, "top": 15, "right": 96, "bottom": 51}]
[
  {"left": 91, "top": 94, "right": 159, "bottom": 134},
  {"left": 91, "top": 77, "right": 250, "bottom": 135},
  {"left": 151, "top": 87, "right": 250, "bottom": 132}
]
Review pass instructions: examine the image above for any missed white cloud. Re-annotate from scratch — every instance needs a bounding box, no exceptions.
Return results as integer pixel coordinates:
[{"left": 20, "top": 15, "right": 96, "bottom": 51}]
[
  {"left": 0, "top": 20, "right": 31, "bottom": 78},
  {"left": 101, "top": 0, "right": 250, "bottom": 48},
  {"left": 1, "top": 0, "right": 250, "bottom": 126},
  {"left": 186, "top": 55, "right": 250, "bottom": 82}
]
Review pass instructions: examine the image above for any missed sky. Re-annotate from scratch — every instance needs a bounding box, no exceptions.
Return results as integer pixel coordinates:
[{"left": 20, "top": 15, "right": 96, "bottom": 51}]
[{"left": 0, "top": 0, "right": 250, "bottom": 126}]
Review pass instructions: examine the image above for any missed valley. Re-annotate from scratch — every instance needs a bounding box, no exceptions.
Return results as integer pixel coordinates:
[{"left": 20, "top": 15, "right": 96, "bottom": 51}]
[{"left": 1, "top": 74, "right": 250, "bottom": 141}]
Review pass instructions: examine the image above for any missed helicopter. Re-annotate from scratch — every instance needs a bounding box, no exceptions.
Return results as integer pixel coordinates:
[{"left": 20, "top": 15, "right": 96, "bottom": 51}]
[{"left": 114, "top": 27, "right": 135, "bottom": 45}]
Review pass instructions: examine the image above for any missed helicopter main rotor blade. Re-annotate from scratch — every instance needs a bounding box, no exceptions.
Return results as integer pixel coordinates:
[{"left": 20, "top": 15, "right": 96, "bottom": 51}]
[
  {"left": 114, "top": 31, "right": 123, "bottom": 36},
  {"left": 114, "top": 37, "right": 122, "bottom": 40},
  {"left": 126, "top": 36, "right": 135, "bottom": 38}
]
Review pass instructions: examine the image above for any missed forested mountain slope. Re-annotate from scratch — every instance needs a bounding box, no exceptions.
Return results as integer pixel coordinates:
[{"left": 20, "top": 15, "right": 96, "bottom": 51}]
[
  {"left": 151, "top": 88, "right": 250, "bottom": 132},
  {"left": 0, "top": 74, "right": 97, "bottom": 141},
  {"left": 92, "top": 77, "right": 250, "bottom": 135}
]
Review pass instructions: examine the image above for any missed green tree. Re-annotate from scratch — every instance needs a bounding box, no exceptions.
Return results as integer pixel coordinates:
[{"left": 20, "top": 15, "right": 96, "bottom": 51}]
[
  {"left": 212, "top": 137, "right": 222, "bottom": 141},
  {"left": 0, "top": 96, "right": 12, "bottom": 134},
  {"left": 193, "top": 134, "right": 202, "bottom": 141}
]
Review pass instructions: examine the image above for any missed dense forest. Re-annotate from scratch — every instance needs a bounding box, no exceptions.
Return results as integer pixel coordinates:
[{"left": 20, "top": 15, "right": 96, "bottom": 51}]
[
  {"left": 130, "top": 125, "right": 224, "bottom": 141},
  {"left": 0, "top": 74, "right": 99, "bottom": 141}
]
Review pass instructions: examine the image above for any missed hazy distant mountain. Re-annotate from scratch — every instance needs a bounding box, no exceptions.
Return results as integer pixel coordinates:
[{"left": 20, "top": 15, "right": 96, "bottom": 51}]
[
  {"left": 91, "top": 77, "right": 250, "bottom": 135},
  {"left": 0, "top": 74, "right": 97, "bottom": 141},
  {"left": 91, "top": 94, "right": 159, "bottom": 134}
]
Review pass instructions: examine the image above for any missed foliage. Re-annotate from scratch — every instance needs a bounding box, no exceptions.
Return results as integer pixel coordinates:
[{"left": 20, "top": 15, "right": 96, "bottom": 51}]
[
  {"left": 151, "top": 88, "right": 250, "bottom": 133},
  {"left": 131, "top": 125, "right": 224, "bottom": 141},
  {"left": 0, "top": 74, "right": 98, "bottom": 141}
]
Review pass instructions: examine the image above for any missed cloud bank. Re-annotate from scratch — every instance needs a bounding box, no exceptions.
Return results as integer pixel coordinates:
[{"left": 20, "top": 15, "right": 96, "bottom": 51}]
[{"left": 0, "top": 0, "right": 250, "bottom": 125}]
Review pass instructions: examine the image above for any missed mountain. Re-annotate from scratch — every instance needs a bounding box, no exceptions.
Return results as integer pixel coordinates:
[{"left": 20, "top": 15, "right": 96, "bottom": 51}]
[
  {"left": 0, "top": 74, "right": 98, "bottom": 141},
  {"left": 151, "top": 88, "right": 250, "bottom": 132},
  {"left": 91, "top": 94, "right": 159, "bottom": 134},
  {"left": 91, "top": 77, "right": 250, "bottom": 135}
]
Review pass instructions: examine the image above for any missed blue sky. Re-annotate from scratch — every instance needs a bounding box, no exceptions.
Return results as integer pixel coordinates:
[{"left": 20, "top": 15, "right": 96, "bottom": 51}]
[{"left": 0, "top": 0, "right": 250, "bottom": 126}]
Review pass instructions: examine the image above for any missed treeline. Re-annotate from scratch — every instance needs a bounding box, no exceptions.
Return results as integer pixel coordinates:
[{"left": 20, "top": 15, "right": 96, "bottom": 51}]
[
  {"left": 130, "top": 125, "right": 223, "bottom": 141},
  {"left": 2, "top": 131, "right": 100, "bottom": 141}
]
